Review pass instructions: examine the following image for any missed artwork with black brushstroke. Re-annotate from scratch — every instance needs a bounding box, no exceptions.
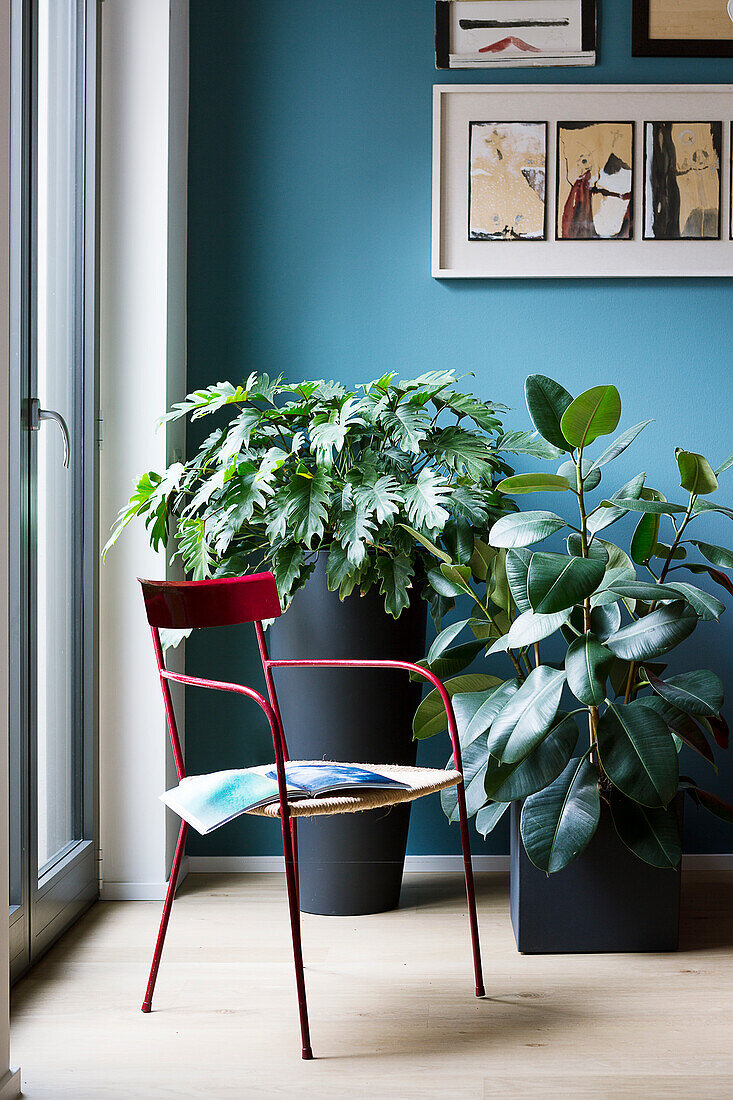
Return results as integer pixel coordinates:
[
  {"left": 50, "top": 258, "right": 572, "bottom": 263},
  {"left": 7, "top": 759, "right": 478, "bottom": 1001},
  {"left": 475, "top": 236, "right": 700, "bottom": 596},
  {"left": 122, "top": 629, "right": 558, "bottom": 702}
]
[
  {"left": 468, "top": 122, "right": 547, "bottom": 241},
  {"left": 436, "top": 0, "right": 596, "bottom": 68},
  {"left": 643, "top": 122, "right": 722, "bottom": 240},
  {"left": 556, "top": 122, "right": 634, "bottom": 240}
]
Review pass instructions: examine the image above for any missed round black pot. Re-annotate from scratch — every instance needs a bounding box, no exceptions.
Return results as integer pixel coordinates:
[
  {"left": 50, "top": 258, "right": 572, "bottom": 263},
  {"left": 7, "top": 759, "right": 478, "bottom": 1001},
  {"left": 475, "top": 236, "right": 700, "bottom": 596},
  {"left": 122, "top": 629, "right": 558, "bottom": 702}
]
[{"left": 269, "top": 553, "right": 427, "bottom": 916}]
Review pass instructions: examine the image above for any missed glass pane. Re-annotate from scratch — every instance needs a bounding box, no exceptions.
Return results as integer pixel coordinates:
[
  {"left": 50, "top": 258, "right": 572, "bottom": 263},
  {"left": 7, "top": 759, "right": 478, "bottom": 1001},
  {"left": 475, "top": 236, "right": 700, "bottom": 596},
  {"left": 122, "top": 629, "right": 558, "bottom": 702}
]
[{"left": 35, "top": 0, "right": 80, "bottom": 871}]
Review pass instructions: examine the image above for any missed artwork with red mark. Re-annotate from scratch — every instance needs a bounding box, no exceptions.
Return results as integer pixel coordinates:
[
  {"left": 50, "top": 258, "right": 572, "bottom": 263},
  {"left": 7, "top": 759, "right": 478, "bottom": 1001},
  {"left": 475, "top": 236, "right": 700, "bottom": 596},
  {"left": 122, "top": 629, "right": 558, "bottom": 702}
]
[
  {"left": 479, "top": 36, "right": 542, "bottom": 53},
  {"left": 557, "top": 122, "right": 634, "bottom": 239}
]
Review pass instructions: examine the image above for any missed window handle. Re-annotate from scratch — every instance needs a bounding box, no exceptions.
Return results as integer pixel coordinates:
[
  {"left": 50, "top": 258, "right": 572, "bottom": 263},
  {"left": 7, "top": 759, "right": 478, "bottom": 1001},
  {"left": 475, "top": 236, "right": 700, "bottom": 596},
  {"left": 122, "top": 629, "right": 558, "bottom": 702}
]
[{"left": 28, "top": 397, "right": 71, "bottom": 468}]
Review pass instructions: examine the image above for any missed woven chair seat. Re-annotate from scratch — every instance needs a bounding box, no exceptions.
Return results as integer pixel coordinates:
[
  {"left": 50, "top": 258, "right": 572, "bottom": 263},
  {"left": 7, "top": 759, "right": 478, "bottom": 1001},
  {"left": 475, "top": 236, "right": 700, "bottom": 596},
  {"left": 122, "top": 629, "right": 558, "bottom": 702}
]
[{"left": 246, "top": 762, "right": 462, "bottom": 819}]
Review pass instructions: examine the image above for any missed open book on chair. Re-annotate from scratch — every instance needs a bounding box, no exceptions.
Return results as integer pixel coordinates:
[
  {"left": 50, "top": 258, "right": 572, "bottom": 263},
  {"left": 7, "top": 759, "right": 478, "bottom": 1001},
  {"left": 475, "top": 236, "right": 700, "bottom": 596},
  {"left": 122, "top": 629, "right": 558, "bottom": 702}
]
[{"left": 160, "top": 763, "right": 412, "bottom": 835}]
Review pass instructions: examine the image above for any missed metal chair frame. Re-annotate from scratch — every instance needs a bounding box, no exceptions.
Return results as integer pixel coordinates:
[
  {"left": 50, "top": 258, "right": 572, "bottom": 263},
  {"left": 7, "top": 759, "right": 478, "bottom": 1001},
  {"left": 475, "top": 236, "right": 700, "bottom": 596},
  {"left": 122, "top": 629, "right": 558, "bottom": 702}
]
[{"left": 138, "top": 573, "right": 485, "bottom": 1060}]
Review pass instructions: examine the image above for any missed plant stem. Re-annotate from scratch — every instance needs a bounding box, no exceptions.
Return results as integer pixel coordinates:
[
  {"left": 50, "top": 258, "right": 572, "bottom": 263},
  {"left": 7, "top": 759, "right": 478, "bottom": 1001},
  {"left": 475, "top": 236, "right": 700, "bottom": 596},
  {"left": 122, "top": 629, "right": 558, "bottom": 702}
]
[
  {"left": 533, "top": 641, "right": 541, "bottom": 669},
  {"left": 658, "top": 492, "right": 697, "bottom": 584},
  {"left": 575, "top": 448, "right": 602, "bottom": 766}
]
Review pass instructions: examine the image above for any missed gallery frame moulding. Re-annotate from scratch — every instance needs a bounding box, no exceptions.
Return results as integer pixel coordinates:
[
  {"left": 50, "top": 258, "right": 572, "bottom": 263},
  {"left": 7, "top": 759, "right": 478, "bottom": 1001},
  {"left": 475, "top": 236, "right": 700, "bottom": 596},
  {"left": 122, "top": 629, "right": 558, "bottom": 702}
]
[{"left": 432, "top": 84, "right": 733, "bottom": 278}]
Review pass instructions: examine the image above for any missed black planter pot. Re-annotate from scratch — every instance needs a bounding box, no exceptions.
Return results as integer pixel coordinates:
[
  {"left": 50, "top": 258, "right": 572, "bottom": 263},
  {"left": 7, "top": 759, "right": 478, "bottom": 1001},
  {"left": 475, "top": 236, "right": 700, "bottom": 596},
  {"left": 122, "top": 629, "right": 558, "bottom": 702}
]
[
  {"left": 510, "top": 799, "right": 682, "bottom": 953},
  {"left": 269, "top": 553, "right": 428, "bottom": 916}
]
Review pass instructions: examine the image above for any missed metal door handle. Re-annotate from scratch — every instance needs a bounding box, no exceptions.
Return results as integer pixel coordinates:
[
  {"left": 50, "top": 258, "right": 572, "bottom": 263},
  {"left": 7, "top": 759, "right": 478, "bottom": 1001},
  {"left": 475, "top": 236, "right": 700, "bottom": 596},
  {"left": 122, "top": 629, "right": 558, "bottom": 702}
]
[{"left": 28, "top": 397, "right": 71, "bottom": 468}]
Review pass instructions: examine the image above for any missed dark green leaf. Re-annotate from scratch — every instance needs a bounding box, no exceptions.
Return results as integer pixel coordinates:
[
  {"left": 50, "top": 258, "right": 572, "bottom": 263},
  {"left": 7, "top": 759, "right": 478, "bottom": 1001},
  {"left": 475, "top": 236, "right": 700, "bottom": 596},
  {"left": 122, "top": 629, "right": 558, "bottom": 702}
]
[
  {"left": 273, "top": 544, "right": 305, "bottom": 598},
  {"left": 675, "top": 448, "right": 718, "bottom": 496},
  {"left": 638, "top": 695, "right": 716, "bottom": 766},
  {"left": 630, "top": 511, "right": 660, "bottom": 565},
  {"left": 599, "top": 497, "right": 686, "bottom": 516},
  {"left": 527, "top": 552, "right": 605, "bottom": 615},
  {"left": 375, "top": 554, "right": 413, "bottom": 618},
  {"left": 486, "top": 715, "right": 579, "bottom": 802},
  {"left": 557, "top": 458, "right": 601, "bottom": 491},
  {"left": 495, "top": 608, "right": 571, "bottom": 653},
  {"left": 487, "top": 666, "right": 566, "bottom": 764},
  {"left": 399, "top": 524, "right": 451, "bottom": 563},
  {"left": 520, "top": 755, "right": 600, "bottom": 873},
  {"left": 685, "top": 785, "right": 733, "bottom": 824},
  {"left": 714, "top": 452, "right": 733, "bottom": 476},
  {"left": 442, "top": 518, "right": 474, "bottom": 565},
  {"left": 645, "top": 669, "right": 723, "bottom": 719},
  {"left": 495, "top": 430, "right": 563, "bottom": 461},
  {"left": 469, "top": 538, "right": 495, "bottom": 582},
  {"left": 453, "top": 680, "right": 521, "bottom": 747},
  {"left": 424, "top": 640, "right": 485, "bottom": 679},
  {"left": 586, "top": 420, "right": 653, "bottom": 474},
  {"left": 560, "top": 385, "right": 621, "bottom": 449},
  {"left": 605, "top": 601, "right": 697, "bottom": 661},
  {"left": 586, "top": 472, "right": 646, "bottom": 535},
  {"left": 428, "top": 618, "right": 484, "bottom": 663},
  {"left": 607, "top": 580, "right": 682, "bottom": 602},
  {"left": 690, "top": 540, "right": 733, "bottom": 570},
  {"left": 597, "top": 702, "right": 679, "bottom": 807},
  {"left": 475, "top": 801, "right": 510, "bottom": 836},
  {"left": 441, "top": 736, "right": 491, "bottom": 821},
  {"left": 489, "top": 511, "right": 568, "bottom": 549},
  {"left": 610, "top": 788, "right": 681, "bottom": 869},
  {"left": 506, "top": 548, "right": 533, "bottom": 613},
  {"left": 524, "top": 374, "right": 574, "bottom": 452},
  {"left": 565, "top": 633, "right": 614, "bottom": 706}
]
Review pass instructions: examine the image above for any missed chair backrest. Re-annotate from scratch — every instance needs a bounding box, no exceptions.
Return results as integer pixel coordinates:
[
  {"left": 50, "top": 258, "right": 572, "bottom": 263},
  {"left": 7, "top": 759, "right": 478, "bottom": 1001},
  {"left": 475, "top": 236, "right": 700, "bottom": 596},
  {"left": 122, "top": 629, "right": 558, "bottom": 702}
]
[{"left": 139, "top": 573, "right": 282, "bottom": 630}]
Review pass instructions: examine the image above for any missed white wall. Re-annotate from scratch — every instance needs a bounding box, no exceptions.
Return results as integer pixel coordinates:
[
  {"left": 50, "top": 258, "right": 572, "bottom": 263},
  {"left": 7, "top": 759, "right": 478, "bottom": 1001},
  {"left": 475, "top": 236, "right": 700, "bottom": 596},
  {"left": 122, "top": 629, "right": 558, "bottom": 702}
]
[
  {"left": 99, "top": 0, "right": 188, "bottom": 900},
  {"left": 0, "top": 0, "right": 21, "bottom": 1090}
]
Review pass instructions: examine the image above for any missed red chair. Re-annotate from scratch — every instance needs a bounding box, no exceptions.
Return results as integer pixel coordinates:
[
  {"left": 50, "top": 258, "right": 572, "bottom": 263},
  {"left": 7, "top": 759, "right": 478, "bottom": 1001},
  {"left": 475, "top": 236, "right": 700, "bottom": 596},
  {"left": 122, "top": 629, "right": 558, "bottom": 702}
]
[{"left": 139, "top": 573, "right": 484, "bottom": 1059}]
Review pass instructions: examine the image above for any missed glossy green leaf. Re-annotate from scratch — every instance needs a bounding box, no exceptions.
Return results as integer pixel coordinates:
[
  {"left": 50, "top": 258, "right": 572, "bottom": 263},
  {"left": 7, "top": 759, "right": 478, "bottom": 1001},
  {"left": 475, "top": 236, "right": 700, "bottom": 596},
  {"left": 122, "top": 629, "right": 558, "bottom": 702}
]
[
  {"left": 676, "top": 562, "right": 733, "bottom": 599},
  {"left": 375, "top": 554, "right": 413, "bottom": 618},
  {"left": 557, "top": 458, "right": 601, "bottom": 492},
  {"left": 520, "top": 755, "right": 600, "bottom": 873},
  {"left": 607, "top": 580, "right": 684, "bottom": 603},
  {"left": 496, "top": 607, "right": 571, "bottom": 652},
  {"left": 569, "top": 601, "right": 621, "bottom": 642},
  {"left": 567, "top": 534, "right": 608, "bottom": 564},
  {"left": 487, "top": 666, "right": 566, "bottom": 764},
  {"left": 399, "top": 524, "right": 451, "bottom": 563},
  {"left": 690, "top": 540, "right": 733, "bottom": 570},
  {"left": 442, "top": 517, "right": 474, "bottom": 565},
  {"left": 428, "top": 618, "right": 484, "bottom": 663},
  {"left": 598, "top": 497, "right": 686, "bottom": 516},
  {"left": 560, "top": 385, "right": 621, "bottom": 449},
  {"left": 630, "top": 511, "right": 660, "bottom": 565},
  {"left": 497, "top": 472, "right": 572, "bottom": 495},
  {"left": 441, "top": 736, "right": 490, "bottom": 821},
  {"left": 453, "top": 680, "right": 520, "bottom": 747},
  {"left": 412, "top": 674, "right": 503, "bottom": 740},
  {"left": 475, "top": 801, "right": 510, "bottom": 836},
  {"left": 665, "top": 582, "right": 725, "bottom": 621},
  {"left": 565, "top": 632, "right": 614, "bottom": 706},
  {"left": 524, "top": 374, "right": 574, "bottom": 452},
  {"left": 423, "top": 640, "right": 485, "bottom": 680},
  {"left": 586, "top": 472, "right": 646, "bottom": 535},
  {"left": 494, "top": 430, "right": 564, "bottom": 461},
  {"left": 638, "top": 695, "right": 716, "bottom": 766},
  {"left": 427, "top": 566, "right": 469, "bottom": 599},
  {"left": 646, "top": 669, "right": 723, "bottom": 719},
  {"left": 609, "top": 788, "right": 681, "bottom": 869},
  {"left": 527, "top": 552, "right": 605, "bottom": 615},
  {"left": 505, "top": 548, "right": 533, "bottom": 613},
  {"left": 489, "top": 549, "right": 512, "bottom": 615},
  {"left": 652, "top": 541, "right": 687, "bottom": 560},
  {"left": 676, "top": 448, "right": 718, "bottom": 496},
  {"left": 489, "top": 511, "right": 568, "bottom": 549},
  {"left": 469, "top": 538, "right": 495, "bottom": 581},
  {"left": 597, "top": 701, "right": 679, "bottom": 807},
  {"left": 586, "top": 420, "right": 653, "bottom": 474},
  {"left": 605, "top": 601, "right": 697, "bottom": 661},
  {"left": 486, "top": 714, "right": 579, "bottom": 802}
]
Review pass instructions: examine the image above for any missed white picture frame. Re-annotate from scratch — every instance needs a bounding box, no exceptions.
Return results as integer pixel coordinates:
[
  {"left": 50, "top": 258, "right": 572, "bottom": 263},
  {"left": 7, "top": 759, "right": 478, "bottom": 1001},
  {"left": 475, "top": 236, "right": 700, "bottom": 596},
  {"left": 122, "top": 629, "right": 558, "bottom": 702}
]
[{"left": 432, "top": 84, "right": 733, "bottom": 278}]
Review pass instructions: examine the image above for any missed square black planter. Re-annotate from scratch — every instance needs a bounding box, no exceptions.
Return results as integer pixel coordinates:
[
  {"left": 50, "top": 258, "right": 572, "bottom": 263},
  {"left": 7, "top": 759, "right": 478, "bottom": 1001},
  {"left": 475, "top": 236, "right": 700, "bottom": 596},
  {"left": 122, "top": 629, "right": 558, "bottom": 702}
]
[{"left": 510, "top": 800, "right": 682, "bottom": 954}]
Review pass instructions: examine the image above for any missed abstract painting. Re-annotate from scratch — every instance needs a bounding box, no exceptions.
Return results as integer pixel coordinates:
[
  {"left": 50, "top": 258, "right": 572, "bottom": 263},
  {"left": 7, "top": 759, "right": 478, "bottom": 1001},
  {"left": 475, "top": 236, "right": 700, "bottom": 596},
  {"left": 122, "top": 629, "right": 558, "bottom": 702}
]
[
  {"left": 435, "top": 0, "right": 596, "bottom": 68},
  {"left": 468, "top": 122, "right": 547, "bottom": 240},
  {"left": 633, "top": 0, "right": 733, "bottom": 57},
  {"left": 644, "top": 122, "right": 722, "bottom": 240},
  {"left": 556, "top": 122, "right": 634, "bottom": 239}
]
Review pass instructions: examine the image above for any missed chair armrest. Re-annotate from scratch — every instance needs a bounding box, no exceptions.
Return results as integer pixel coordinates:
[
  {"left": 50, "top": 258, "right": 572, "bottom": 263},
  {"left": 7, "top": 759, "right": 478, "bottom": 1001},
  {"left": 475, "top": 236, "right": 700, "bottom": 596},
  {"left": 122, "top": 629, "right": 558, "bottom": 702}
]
[{"left": 266, "top": 658, "right": 464, "bottom": 774}]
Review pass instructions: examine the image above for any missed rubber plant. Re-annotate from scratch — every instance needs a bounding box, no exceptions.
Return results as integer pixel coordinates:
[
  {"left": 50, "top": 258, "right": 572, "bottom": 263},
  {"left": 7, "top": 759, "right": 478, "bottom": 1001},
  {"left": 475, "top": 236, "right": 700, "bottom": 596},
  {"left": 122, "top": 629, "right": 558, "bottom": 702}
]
[
  {"left": 412, "top": 374, "right": 733, "bottom": 873},
  {"left": 104, "top": 370, "right": 555, "bottom": 624}
]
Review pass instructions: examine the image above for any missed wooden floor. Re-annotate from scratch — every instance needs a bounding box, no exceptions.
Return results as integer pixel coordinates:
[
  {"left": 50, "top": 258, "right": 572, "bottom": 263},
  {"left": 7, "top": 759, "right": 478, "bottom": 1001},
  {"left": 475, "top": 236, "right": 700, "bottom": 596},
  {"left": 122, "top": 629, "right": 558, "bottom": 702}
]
[{"left": 10, "top": 871, "right": 733, "bottom": 1098}]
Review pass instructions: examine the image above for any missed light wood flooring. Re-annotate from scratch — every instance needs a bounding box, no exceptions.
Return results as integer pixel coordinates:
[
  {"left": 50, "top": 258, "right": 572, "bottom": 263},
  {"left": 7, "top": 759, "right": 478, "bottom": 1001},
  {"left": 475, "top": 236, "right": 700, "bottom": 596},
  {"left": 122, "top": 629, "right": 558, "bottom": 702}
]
[{"left": 10, "top": 871, "right": 733, "bottom": 1098}]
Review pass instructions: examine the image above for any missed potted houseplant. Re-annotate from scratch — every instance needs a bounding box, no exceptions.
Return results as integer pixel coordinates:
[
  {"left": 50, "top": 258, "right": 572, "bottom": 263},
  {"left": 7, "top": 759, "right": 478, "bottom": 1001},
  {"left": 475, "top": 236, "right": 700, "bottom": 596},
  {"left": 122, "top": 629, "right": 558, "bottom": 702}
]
[
  {"left": 106, "top": 370, "right": 548, "bottom": 915},
  {"left": 412, "top": 374, "right": 733, "bottom": 952}
]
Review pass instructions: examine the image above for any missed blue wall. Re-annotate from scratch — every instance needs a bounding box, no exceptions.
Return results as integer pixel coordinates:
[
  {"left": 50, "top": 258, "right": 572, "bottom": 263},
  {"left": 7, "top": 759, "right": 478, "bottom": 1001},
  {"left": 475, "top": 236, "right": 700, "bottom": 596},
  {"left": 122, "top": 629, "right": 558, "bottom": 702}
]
[{"left": 186, "top": 0, "right": 733, "bottom": 857}]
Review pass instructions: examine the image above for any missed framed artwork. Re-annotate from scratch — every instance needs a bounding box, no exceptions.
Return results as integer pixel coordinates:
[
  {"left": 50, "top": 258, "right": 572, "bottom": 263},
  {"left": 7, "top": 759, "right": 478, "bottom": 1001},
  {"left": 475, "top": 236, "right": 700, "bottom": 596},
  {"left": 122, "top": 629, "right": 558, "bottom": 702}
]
[
  {"left": 632, "top": 0, "right": 733, "bottom": 57},
  {"left": 432, "top": 84, "right": 733, "bottom": 278},
  {"left": 435, "top": 0, "right": 596, "bottom": 68},
  {"left": 557, "top": 122, "right": 634, "bottom": 239},
  {"left": 643, "top": 122, "right": 722, "bottom": 240},
  {"left": 468, "top": 122, "right": 548, "bottom": 240}
]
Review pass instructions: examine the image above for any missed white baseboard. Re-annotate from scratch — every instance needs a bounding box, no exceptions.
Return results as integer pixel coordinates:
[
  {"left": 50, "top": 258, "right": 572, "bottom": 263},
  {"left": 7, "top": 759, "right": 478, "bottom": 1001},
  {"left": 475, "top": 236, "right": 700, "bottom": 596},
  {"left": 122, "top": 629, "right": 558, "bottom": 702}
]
[
  {"left": 100, "top": 853, "right": 733, "bottom": 899},
  {"left": 0, "top": 1068, "right": 21, "bottom": 1099}
]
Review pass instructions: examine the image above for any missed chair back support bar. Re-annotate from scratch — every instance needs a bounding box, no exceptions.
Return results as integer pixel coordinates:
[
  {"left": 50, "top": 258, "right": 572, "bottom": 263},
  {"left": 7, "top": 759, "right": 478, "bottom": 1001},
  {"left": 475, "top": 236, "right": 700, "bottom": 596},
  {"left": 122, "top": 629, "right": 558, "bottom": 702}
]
[{"left": 139, "top": 573, "right": 282, "bottom": 630}]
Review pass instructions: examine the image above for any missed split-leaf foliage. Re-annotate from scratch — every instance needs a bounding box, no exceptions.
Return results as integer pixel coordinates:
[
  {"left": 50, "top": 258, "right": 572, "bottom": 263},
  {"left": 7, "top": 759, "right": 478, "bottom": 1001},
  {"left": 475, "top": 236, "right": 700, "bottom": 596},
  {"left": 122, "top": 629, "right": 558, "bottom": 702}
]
[
  {"left": 104, "top": 371, "right": 558, "bottom": 621},
  {"left": 412, "top": 374, "right": 733, "bottom": 874}
]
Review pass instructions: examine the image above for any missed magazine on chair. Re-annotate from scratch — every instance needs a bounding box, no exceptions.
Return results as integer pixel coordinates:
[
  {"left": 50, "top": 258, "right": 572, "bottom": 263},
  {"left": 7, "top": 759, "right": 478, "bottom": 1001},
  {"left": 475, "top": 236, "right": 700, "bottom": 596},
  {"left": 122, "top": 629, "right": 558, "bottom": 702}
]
[{"left": 160, "top": 763, "right": 412, "bottom": 835}]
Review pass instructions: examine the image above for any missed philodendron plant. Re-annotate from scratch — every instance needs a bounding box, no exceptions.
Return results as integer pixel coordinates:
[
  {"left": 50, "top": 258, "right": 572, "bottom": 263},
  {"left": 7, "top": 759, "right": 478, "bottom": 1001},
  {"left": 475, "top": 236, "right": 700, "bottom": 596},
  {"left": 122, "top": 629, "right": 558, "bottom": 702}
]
[
  {"left": 412, "top": 374, "right": 733, "bottom": 874},
  {"left": 104, "top": 370, "right": 554, "bottom": 622}
]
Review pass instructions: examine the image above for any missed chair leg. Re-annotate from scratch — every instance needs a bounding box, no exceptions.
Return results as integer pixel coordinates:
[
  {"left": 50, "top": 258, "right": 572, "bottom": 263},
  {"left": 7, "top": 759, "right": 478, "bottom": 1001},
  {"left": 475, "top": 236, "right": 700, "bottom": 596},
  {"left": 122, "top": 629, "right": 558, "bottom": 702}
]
[
  {"left": 141, "top": 820, "right": 188, "bottom": 1013},
  {"left": 281, "top": 814, "right": 312, "bottom": 1059},
  {"left": 290, "top": 818, "right": 300, "bottom": 906},
  {"left": 456, "top": 782, "right": 485, "bottom": 997}
]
